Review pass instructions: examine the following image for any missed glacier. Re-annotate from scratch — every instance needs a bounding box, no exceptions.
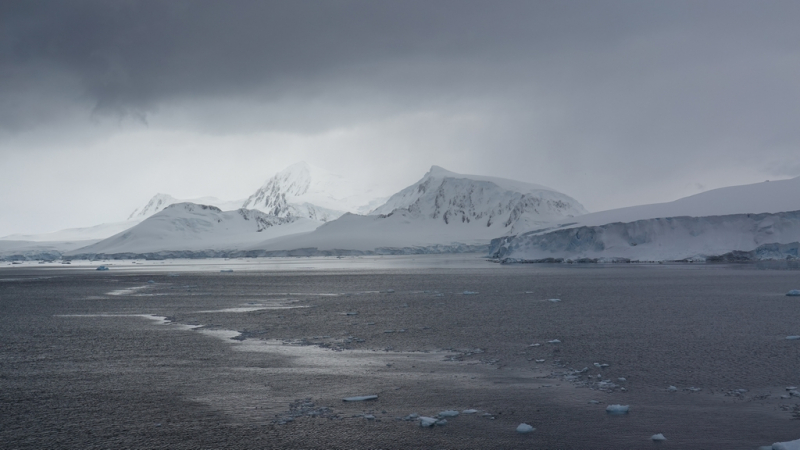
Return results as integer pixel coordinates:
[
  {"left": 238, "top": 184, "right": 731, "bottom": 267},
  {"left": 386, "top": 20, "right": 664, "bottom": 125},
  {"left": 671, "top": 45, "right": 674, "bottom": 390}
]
[{"left": 491, "top": 210, "right": 800, "bottom": 262}]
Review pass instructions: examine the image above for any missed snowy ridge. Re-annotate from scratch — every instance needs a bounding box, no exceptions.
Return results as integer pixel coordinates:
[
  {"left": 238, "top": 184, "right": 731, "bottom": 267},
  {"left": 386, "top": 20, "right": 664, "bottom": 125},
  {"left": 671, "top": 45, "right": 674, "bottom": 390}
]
[
  {"left": 242, "top": 162, "right": 386, "bottom": 221},
  {"left": 129, "top": 193, "right": 245, "bottom": 220},
  {"left": 369, "top": 165, "right": 587, "bottom": 234},
  {"left": 1, "top": 220, "right": 144, "bottom": 242},
  {"left": 491, "top": 210, "right": 800, "bottom": 262},
  {"left": 531, "top": 176, "right": 800, "bottom": 232},
  {"left": 68, "top": 203, "right": 319, "bottom": 257}
]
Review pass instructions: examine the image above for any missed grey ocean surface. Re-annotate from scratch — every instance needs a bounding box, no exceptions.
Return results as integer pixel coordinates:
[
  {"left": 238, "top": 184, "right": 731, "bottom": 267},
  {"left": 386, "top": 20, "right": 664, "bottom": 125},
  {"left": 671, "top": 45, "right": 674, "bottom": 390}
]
[{"left": 2, "top": 255, "right": 800, "bottom": 449}]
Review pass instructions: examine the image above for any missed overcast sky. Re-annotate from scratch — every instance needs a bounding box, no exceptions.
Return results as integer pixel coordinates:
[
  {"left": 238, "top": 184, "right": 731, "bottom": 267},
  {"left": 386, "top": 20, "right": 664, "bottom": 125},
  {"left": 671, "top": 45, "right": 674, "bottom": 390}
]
[{"left": 2, "top": 0, "right": 799, "bottom": 236}]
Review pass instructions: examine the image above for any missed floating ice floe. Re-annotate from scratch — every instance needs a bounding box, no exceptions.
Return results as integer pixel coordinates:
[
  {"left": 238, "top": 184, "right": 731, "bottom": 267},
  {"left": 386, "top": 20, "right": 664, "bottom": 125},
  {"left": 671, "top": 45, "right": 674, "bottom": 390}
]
[
  {"left": 588, "top": 400, "right": 600, "bottom": 404},
  {"left": 404, "top": 413, "right": 419, "bottom": 420},
  {"left": 462, "top": 409, "right": 478, "bottom": 414},
  {"left": 687, "top": 387, "right": 702, "bottom": 392},
  {"left": 786, "top": 290, "right": 800, "bottom": 296},
  {"left": 96, "top": 265, "right": 109, "bottom": 271},
  {"left": 770, "top": 438, "right": 800, "bottom": 450},
  {"left": 363, "top": 414, "right": 375, "bottom": 420},
  {"left": 606, "top": 404, "right": 630, "bottom": 415},
  {"left": 787, "top": 386, "right": 798, "bottom": 391},
  {"left": 438, "top": 410, "right": 459, "bottom": 418},
  {"left": 667, "top": 386, "right": 678, "bottom": 392},
  {"left": 516, "top": 423, "right": 536, "bottom": 433},
  {"left": 463, "top": 291, "right": 479, "bottom": 295},
  {"left": 594, "top": 363, "right": 609, "bottom": 368},
  {"left": 548, "top": 298, "right": 561, "bottom": 302},
  {"left": 435, "top": 419, "right": 448, "bottom": 426},
  {"left": 535, "top": 359, "right": 545, "bottom": 363},
  {"left": 618, "top": 378, "right": 626, "bottom": 382},
  {"left": 651, "top": 433, "right": 667, "bottom": 441},
  {"left": 529, "top": 343, "right": 541, "bottom": 347},
  {"left": 548, "top": 339, "right": 561, "bottom": 344},
  {"left": 419, "top": 417, "right": 438, "bottom": 427},
  {"left": 342, "top": 395, "right": 378, "bottom": 402},
  {"left": 597, "top": 380, "right": 617, "bottom": 389},
  {"left": 786, "top": 336, "right": 800, "bottom": 340}
]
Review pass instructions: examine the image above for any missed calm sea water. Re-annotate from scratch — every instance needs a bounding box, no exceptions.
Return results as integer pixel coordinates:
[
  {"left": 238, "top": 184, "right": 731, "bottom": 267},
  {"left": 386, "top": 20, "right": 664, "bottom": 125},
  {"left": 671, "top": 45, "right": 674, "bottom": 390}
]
[{"left": 2, "top": 257, "right": 799, "bottom": 448}]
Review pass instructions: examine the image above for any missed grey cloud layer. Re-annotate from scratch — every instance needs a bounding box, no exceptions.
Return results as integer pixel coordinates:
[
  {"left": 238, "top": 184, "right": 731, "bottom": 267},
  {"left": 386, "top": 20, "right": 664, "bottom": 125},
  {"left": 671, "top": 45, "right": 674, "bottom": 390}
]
[{"left": 6, "top": 1, "right": 798, "bottom": 133}]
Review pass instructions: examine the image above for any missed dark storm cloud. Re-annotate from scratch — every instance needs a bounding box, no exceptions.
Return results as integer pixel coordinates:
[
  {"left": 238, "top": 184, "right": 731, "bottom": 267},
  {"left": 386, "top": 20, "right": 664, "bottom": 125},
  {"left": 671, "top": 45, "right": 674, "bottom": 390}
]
[
  {"left": 2, "top": 0, "right": 800, "bottom": 188},
  {"left": 4, "top": 0, "right": 796, "bottom": 130}
]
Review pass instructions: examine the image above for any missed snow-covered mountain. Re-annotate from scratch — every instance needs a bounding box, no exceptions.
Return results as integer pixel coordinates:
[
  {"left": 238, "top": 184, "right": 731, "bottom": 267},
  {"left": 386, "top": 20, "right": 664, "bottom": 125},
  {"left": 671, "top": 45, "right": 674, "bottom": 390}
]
[
  {"left": 491, "top": 176, "right": 800, "bottom": 262},
  {"left": 68, "top": 203, "right": 318, "bottom": 257},
  {"left": 128, "top": 193, "right": 245, "bottom": 220},
  {"left": 254, "top": 166, "right": 588, "bottom": 252},
  {"left": 369, "top": 166, "right": 587, "bottom": 233},
  {"left": 241, "top": 162, "right": 388, "bottom": 221}
]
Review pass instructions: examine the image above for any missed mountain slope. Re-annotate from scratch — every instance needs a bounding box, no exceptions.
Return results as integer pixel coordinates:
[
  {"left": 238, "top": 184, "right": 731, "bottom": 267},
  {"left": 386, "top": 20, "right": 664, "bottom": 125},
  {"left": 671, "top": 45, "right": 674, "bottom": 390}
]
[
  {"left": 68, "top": 203, "right": 318, "bottom": 256},
  {"left": 129, "top": 193, "right": 245, "bottom": 220},
  {"left": 369, "top": 165, "right": 587, "bottom": 234},
  {"left": 241, "top": 162, "right": 387, "bottom": 221},
  {"left": 254, "top": 166, "right": 588, "bottom": 252}
]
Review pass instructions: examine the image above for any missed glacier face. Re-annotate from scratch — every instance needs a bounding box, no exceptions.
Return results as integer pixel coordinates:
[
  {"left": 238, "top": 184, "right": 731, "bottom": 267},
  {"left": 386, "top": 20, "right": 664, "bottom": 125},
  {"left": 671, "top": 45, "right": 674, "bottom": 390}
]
[
  {"left": 491, "top": 210, "right": 800, "bottom": 262},
  {"left": 241, "top": 162, "right": 386, "bottom": 222},
  {"left": 370, "top": 165, "right": 587, "bottom": 235}
]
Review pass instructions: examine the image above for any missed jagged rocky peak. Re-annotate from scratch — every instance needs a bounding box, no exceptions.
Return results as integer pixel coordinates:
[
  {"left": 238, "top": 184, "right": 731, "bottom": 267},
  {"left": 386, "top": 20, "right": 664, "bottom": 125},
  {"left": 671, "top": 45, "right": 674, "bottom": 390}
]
[
  {"left": 128, "top": 193, "right": 179, "bottom": 220},
  {"left": 370, "top": 165, "right": 588, "bottom": 234},
  {"left": 241, "top": 161, "right": 384, "bottom": 222}
]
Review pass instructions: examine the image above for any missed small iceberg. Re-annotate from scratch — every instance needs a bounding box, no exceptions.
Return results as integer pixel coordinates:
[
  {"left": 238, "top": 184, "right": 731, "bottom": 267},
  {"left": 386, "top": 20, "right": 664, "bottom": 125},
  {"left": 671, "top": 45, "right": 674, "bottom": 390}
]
[
  {"left": 548, "top": 339, "right": 561, "bottom": 344},
  {"left": 548, "top": 298, "right": 561, "bottom": 302},
  {"left": 606, "top": 404, "right": 630, "bottom": 415},
  {"left": 342, "top": 395, "right": 377, "bottom": 402},
  {"left": 462, "top": 409, "right": 478, "bottom": 414},
  {"left": 786, "top": 336, "right": 800, "bottom": 340},
  {"left": 438, "top": 410, "right": 459, "bottom": 418},
  {"left": 771, "top": 439, "right": 800, "bottom": 450},
  {"left": 667, "top": 386, "right": 678, "bottom": 392},
  {"left": 419, "top": 416, "right": 437, "bottom": 427},
  {"left": 516, "top": 423, "right": 536, "bottom": 433},
  {"left": 786, "top": 290, "right": 800, "bottom": 296},
  {"left": 96, "top": 265, "right": 109, "bottom": 271},
  {"left": 651, "top": 433, "right": 667, "bottom": 441}
]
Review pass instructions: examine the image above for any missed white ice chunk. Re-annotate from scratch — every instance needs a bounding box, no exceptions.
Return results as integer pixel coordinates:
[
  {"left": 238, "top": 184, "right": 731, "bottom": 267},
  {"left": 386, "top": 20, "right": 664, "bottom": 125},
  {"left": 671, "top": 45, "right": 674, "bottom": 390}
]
[
  {"left": 786, "top": 336, "right": 800, "bottom": 340},
  {"left": 438, "top": 410, "right": 459, "bottom": 418},
  {"left": 651, "top": 433, "right": 667, "bottom": 441},
  {"left": 786, "top": 290, "right": 800, "bottom": 296},
  {"left": 548, "top": 298, "right": 561, "bottom": 302},
  {"left": 435, "top": 419, "right": 448, "bottom": 426},
  {"left": 548, "top": 339, "right": 561, "bottom": 344},
  {"left": 773, "top": 439, "right": 800, "bottom": 450},
  {"left": 516, "top": 423, "right": 536, "bottom": 433},
  {"left": 618, "top": 377, "right": 626, "bottom": 382},
  {"left": 419, "top": 416, "right": 437, "bottom": 427},
  {"left": 667, "top": 386, "right": 678, "bottom": 392},
  {"left": 606, "top": 404, "right": 630, "bottom": 414},
  {"left": 535, "top": 359, "right": 545, "bottom": 363},
  {"left": 462, "top": 409, "right": 478, "bottom": 414},
  {"left": 343, "top": 395, "right": 378, "bottom": 402}
]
